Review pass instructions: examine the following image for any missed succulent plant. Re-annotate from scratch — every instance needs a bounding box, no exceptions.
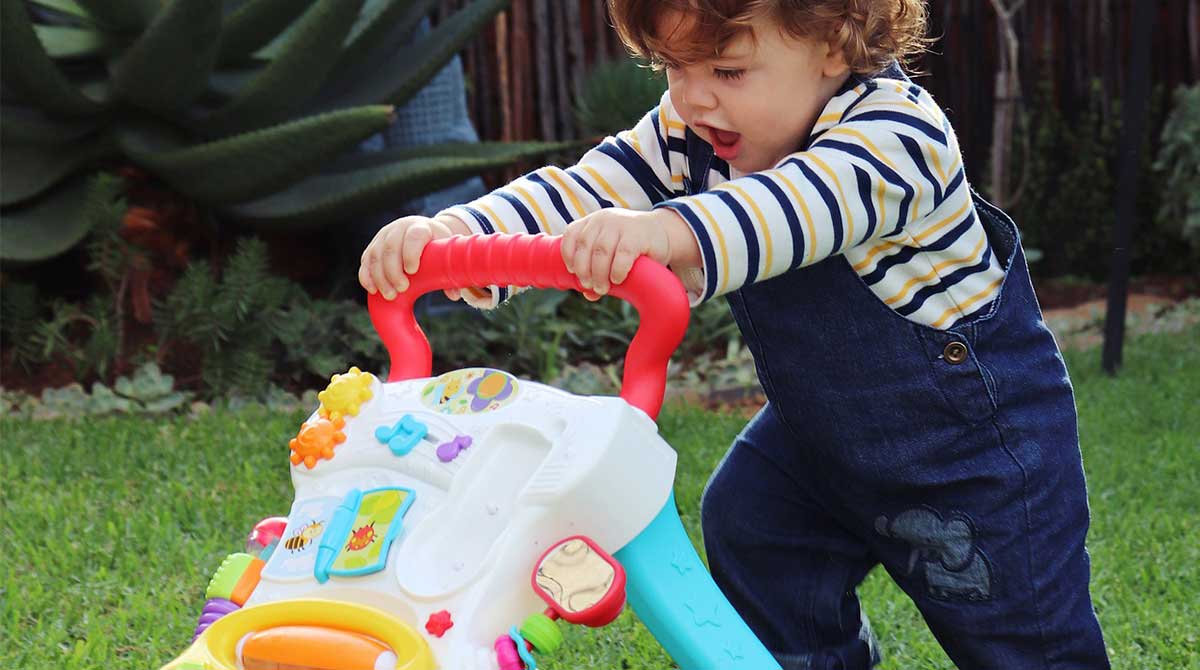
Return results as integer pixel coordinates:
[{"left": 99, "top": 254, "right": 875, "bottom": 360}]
[{"left": 1, "top": 0, "right": 570, "bottom": 262}]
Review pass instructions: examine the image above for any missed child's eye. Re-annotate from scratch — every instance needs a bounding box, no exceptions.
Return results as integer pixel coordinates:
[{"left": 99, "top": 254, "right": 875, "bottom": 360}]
[{"left": 713, "top": 68, "right": 745, "bottom": 81}]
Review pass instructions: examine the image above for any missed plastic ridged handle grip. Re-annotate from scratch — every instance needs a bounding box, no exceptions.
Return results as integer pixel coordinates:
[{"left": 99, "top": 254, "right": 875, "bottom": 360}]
[{"left": 367, "top": 233, "right": 690, "bottom": 420}]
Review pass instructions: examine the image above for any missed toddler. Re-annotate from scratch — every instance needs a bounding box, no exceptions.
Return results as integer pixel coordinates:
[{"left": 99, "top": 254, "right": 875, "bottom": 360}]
[{"left": 360, "top": 1, "right": 1110, "bottom": 667}]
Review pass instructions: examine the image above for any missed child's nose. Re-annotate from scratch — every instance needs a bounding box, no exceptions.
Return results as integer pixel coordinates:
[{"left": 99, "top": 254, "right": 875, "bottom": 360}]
[{"left": 675, "top": 75, "right": 718, "bottom": 111}]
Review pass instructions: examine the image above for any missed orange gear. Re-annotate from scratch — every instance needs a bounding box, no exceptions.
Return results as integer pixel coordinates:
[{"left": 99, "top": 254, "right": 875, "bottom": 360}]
[{"left": 289, "top": 416, "right": 346, "bottom": 469}]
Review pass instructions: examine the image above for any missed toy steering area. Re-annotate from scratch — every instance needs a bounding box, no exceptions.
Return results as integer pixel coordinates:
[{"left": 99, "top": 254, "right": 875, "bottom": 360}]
[{"left": 160, "top": 234, "right": 782, "bottom": 670}]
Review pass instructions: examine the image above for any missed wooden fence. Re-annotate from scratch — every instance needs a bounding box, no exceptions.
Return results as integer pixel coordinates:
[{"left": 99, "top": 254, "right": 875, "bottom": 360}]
[{"left": 439, "top": 0, "right": 1199, "bottom": 177}]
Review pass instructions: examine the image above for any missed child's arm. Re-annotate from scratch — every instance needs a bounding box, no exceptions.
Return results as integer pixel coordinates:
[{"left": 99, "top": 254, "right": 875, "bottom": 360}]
[
  {"left": 658, "top": 81, "right": 967, "bottom": 305},
  {"left": 435, "top": 90, "right": 686, "bottom": 307}
]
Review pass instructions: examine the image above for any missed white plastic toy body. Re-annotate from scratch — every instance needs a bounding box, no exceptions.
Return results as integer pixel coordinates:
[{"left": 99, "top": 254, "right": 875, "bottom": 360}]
[{"left": 248, "top": 367, "right": 674, "bottom": 669}]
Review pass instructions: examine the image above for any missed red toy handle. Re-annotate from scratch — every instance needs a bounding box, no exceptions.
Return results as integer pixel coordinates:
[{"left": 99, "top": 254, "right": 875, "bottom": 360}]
[{"left": 367, "top": 233, "right": 690, "bottom": 420}]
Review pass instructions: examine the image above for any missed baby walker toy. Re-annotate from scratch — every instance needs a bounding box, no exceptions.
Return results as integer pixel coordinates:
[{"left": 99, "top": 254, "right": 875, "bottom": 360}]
[{"left": 160, "top": 233, "right": 782, "bottom": 670}]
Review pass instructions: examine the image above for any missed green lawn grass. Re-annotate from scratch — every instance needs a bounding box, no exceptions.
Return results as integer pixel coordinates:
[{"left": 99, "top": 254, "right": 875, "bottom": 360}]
[{"left": 2, "top": 326, "right": 1197, "bottom": 669}]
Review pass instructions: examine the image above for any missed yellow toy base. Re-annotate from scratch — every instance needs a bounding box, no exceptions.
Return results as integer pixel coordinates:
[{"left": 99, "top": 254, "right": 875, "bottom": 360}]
[{"left": 160, "top": 599, "right": 435, "bottom": 670}]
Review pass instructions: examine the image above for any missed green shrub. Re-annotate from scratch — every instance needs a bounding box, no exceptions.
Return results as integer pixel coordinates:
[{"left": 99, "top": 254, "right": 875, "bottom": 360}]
[{"left": 1154, "top": 84, "right": 1200, "bottom": 245}]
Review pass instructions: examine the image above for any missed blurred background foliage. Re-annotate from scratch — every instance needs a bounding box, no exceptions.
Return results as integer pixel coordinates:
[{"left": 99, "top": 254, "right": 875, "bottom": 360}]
[{"left": 1, "top": 0, "right": 1198, "bottom": 406}]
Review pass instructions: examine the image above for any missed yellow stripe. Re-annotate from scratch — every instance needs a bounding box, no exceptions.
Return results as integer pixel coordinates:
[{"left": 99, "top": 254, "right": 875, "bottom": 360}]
[
  {"left": 927, "top": 142, "right": 947, "bottom": 184},
  {"left": 931, "top": 276, "right": 1004, "bottom": 329},
  {"left": 850, "top": 239, "right": 901, "bottom": 272},
  {"left": 914, "top": 198, "right": 971, "bottom": 244},
  {"left": 822, "top": 127, "right": 901, "bottom": 173},
  {"left": 690, "top": 199, "right": 731, "bottom": 295},
  {"left": 875, "top": 177, "right": 887, "bottom": 235},
  {"left": 816, "top": 112, "right": 841, "bottom": 126},
  {"left": 720, "top": 182, "right": 773, "bottom": 274},
  {"left": 580, "top": 166, "right": 630, "bottom": 209},
  {"left": 544, "top": 169, "right": 586, "bottom": 220},
  {"left": 621, "top": 130, "right": 643, "bottom": 157},
  {"left": 772, "top": 170, "right": 819, "bottom": 264},
  {"left": 883, "top": 233, "right": 986, "bottom": 306},
  {"left": 808, "top": 154, "right": 854, "bottom": 247},
  {"left": 823, "top": 126, "right": 924, "bottom": 225},
  {"left": 478, "top": 202, "right": 509, "bottom": 233},
  {"left": 843, "top": 100, "right": 925, "bottom": 118},
  {"left": 671, "top": 173, "right": 684, "bottom": 184},
  {"left": 511, "top": 184, "right": 549, "bottom": 231}
]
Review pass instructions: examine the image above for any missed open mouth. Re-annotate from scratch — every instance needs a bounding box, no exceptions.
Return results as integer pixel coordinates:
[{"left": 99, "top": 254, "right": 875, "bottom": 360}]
[{"left": 698, "top": 123, "right": 742, "bottom": 161}]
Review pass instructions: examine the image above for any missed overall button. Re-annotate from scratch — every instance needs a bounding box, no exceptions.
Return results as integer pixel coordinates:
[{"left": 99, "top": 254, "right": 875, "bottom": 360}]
[{"left": 943, "top": 341, "right": 969, "bottom": 365}]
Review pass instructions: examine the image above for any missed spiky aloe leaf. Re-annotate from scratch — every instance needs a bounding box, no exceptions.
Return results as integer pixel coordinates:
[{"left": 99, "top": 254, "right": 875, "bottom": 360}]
[
  {"left": 34, "top": 25, "right": 110, "bottom": 59},
  {"left": 225, "top": 141, "right": 575, "bottom": 230},
  {"left": 118, "top": 105, "right": 395, "bottom": 204},
  {"left": 217, "top": 0, "right": 317, "bottom": 64},
  {"left": 1, "top": 106, "right": 102, "bottom": 143},
  {"left": 0, "top": 176, "right": 94, "bottom": 262},
  {"left": 332, "top": 0, "right": 439, "bottom": 75},
  {"left": 29, "top": 0, "right": 90, "bottom": 22},
  {"left": 0, "top": 0, "right": 104, "bottom": 116},
  {"left": 112, "top": 0, "right": 223, "bottom": 113},
  {"left": 201, "top": 0, "right": 365, "bottom": 134},
  {"left": 316, "top": 0, "right": 508, "bottom": 111},
  {"left": 73, "top": 0, "right": 158, "bottom": 32},
  {"left": 1, "top": 133, "right": 117, "bottom": 206}
]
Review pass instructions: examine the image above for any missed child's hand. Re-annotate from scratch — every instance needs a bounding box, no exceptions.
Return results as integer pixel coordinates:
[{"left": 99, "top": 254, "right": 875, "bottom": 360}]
[
  {"left": 359, "top": 215, "right": 470, "bottom": 300},
  {"left": 560, "top": 208, "right": 695, "bottom": 297}
]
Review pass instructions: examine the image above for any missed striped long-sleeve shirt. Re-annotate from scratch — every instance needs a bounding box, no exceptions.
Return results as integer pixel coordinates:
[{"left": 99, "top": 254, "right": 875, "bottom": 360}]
[{"left": 440, "top": 78, "right": 1005, "bottom": 330}]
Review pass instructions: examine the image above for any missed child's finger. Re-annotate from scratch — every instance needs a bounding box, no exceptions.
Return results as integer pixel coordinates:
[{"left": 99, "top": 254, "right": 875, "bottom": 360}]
[
  {"left": 378, "top": 232, "right": 408, "bottom": 297},
  {"left": 571, "top": 221, "right": 601, "bottom": 288},
  {"left": 589, "top": 228, "right": 620, "bottom": 294},
  {"left": 358, "top": 262, "right": 377, "bottom": 294},
  {"left": 401, "top": 224, "right": 433, "bottom": 275},
  {"left": 610, "top": 242, "right": 638, "bottom": 287},
  {"left": 444, "top": 288, "right": 462, "bottom": 301}
]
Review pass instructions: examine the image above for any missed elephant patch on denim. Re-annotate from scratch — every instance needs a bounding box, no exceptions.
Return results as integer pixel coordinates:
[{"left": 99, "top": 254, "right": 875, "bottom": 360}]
[{"left": 875, "top": 507, "right": 992, "bottom": 601}]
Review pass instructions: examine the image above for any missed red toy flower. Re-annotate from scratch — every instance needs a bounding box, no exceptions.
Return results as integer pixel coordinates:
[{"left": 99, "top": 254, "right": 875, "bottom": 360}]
[{"left": 425, "top": 610, "right": 454, "bottom": 637}]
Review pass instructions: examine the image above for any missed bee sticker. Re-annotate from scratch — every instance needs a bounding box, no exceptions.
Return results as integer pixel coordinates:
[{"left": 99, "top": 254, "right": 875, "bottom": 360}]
[
  {"left": 421, "top": 368, "right": 518, "bottom": 415},
  {"left": 284, "top": 520, "right": 325, "bottom": 553},
  {"left": 262, "top": 496, "right": 340, "bottom": 582}
]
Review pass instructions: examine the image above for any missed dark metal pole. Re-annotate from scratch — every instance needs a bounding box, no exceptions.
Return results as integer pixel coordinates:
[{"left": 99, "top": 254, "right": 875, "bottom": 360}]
[{"left": 1101, "top": 2, "right": 1155, "bottom": 375}]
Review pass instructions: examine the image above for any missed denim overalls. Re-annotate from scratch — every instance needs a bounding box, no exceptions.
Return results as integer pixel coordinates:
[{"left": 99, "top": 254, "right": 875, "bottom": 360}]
[{"left": 689, "top": 67, "right": 1111, "bottom": 670}]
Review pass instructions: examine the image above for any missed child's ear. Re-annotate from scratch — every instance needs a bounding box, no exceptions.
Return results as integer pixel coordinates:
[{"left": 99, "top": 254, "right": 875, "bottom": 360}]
[{"left": 821, "top": 40, "right": 851, "bottom": 78}]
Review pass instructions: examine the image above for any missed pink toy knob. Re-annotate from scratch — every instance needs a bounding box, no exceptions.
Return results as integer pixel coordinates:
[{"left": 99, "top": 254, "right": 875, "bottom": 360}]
[
  {"left": 494, "top": 635, "right": 523, "bottom": 670},
  {"left": 367, "top": 233, "right": 690, "bottom": 420}
]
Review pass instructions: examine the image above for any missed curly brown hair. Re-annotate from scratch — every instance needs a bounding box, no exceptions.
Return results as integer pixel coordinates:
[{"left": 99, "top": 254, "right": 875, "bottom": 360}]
[{"left": 608, "top": 0, "right": 930, "bottom": 75}]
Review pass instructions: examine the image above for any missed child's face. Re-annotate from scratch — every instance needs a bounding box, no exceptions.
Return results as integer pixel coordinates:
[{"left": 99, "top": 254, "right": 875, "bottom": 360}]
[{"left": 657, "top": 11, "right": 851, "bottom": 173}]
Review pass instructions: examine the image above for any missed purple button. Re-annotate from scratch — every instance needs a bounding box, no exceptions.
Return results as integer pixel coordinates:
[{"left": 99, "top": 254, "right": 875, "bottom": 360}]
[{"left": 436, "top": 435, "right": 473, "bottom": 462}]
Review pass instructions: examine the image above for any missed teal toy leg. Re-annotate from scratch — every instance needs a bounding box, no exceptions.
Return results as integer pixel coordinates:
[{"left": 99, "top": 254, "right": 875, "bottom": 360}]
[{"left": 615, "top": 493, "right": 782, "bottom": 670}]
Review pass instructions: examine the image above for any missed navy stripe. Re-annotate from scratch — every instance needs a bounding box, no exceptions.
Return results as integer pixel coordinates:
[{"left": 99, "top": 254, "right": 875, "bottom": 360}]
[
  {"left": 649, "top": 109, "right": 669, "bottom": 167},
  {"left": 667, "top": 136, "right": 688, "bottom": 154},
  {"left": 897, "top": 134, "right": 943, "bottom": 205},
  {"left": 498, "top": 286, "right": 509, "bottom": 303},
  {"left": 494, "top": 192, "right": 541, "bottom": 234},
  {"left": 840, "top": 83, "right": 876, "bottom": 121},
  {"left": 659, "top": 202, "right": 718, "bottom": 300},
  {"left": 712, "top": 190, "right": 760, "bottom": 285},
  {"left": 600, "top": 140, "right": 670, "bottom": 204},
  {"left": 712, "top": 158, "right": 730, "bottom": 180},
  {"left": 944, "top": 168, "right": 965, "bottom": 202},
  {"left": 845, "top": 110, "right": 947, "bottom": 145},
  {"left": 526, "top": 173, "right": 575, "bottom": 225},
  {"left": 895, "top": 245, "right": 994, "bottom": 316},
  {"left": 566, "top": 170, "right": 613, "bottom": 209},
  {"left": 748, "top": 174, "right": 805, "bottom": 270},
  {"left": 461, "top": 205, "right": 495, "bottom": 235},
  {"left": 907, "top": 84, "right": 922, "bottom": 105},
  {"left": 861, "top": 209, "right": 977, "bottom": 285},
  {"left": 787, "top": 158, "right": 845, "bottom": 254},
  {"left": 853, "top": 165, "right": 877, "bottom": 242},
  {"left": 810, "top": 139, "right": 914, "bottom": 234}
]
